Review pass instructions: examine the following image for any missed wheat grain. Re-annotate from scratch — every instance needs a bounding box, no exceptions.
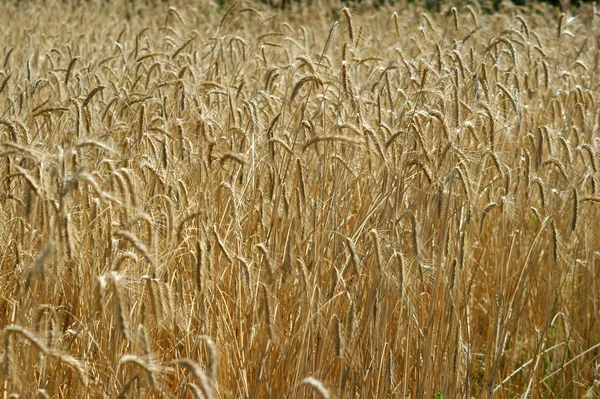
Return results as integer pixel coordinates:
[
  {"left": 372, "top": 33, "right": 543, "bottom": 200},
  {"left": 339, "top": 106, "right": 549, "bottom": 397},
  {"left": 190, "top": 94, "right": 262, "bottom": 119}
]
[
  {"left": 260, "top": 284, "right": 274, "bottom": 340},
  {"left": 582, "top": 144, "right": 597, "bottom": 172},
  {"left": 341, "top": 8, "right": 354, "bottom": 43},
  {"left": 114, "top": 230, "right": 156, "bottom": 267},
  {"left": 304, "top": 135, "right": 364, "bottom": 151},
  {"left": 451, "top": 8, "right": 459, "bottom": 31},
  {"left": 558, "top": 13, "right": 565, "bottom": 39},
  {"left": 111, "top": 273, "right": 131, "bottom": 341},
  {"left": 297, "top": 377, "right": 330, "bottom": 399},
  {"left": 345, "top": 237, "right": 362, "bottom": 275},
  {"left": 291, "top": 75, "right": 323, "bottom": 102},
  {"left": 170, "top": 359, "right": 214, "bottom": 399},
  {"left": 64, "top": 56, "right": 79, "bottom": 86}
]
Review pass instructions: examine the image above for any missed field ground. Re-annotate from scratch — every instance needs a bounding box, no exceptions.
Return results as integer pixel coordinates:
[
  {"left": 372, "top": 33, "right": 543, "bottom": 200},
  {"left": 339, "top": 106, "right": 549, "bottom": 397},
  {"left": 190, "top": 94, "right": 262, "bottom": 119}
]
[{"left": 0, "top": 0, "right": 599, "bottom": 397}]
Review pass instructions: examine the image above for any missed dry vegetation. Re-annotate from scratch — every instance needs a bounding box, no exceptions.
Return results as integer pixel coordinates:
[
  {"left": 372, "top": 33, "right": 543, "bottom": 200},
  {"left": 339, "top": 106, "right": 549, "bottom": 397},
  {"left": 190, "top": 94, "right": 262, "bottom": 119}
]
[{"left": 0, "top": 0, "right": 599, "bottom": 397}]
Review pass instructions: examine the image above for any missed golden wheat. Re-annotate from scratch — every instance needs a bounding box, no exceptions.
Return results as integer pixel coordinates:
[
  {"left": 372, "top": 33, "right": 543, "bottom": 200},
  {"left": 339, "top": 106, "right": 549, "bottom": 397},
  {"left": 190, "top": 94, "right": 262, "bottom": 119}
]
[{"left": 0, "top": 0, "right": 599, "bottom": 397}]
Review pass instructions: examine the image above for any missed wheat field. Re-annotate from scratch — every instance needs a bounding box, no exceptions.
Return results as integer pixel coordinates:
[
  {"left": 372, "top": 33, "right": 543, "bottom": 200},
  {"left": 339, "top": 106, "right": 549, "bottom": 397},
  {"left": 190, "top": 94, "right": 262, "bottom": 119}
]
[{"left": 0, "top": 0, "right": 599, "bottom": 397}]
